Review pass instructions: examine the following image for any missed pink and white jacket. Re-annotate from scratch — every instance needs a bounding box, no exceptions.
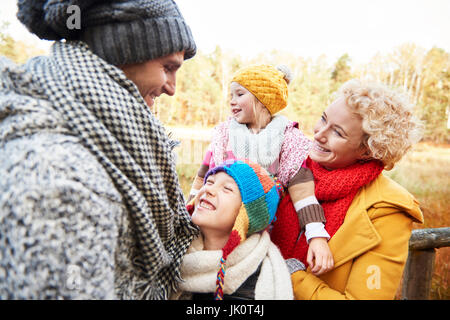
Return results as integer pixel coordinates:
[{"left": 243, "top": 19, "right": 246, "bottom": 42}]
[{"left": 200, "top": 115, "right": 312, "bottom": 188}]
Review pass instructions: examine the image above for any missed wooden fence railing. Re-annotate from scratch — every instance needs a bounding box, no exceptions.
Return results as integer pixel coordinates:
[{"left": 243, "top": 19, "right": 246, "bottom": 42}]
[{"left": 402, "top": 227, "right": 450, "bottom": 299}]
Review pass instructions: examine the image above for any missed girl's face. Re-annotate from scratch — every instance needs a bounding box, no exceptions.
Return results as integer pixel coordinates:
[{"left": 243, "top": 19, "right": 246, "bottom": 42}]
[
  {"left": 229, "top": 82, "right": 268, "bottom": 131},
  {"left": 191, "top": 172, "right": 242, "bottom": 237},
  {"left": 310, "top": 97, "right": 369, "bottom": 170}
]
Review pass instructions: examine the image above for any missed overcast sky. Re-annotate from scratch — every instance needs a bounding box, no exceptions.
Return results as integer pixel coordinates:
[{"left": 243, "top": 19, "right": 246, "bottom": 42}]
[{"left": 1, "top": 0, "right": 449, "bottom": 64}]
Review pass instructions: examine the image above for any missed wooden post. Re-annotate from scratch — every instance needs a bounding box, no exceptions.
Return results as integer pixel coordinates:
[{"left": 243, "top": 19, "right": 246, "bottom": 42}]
[
  {"left": 402, "top": 227, "right": 450, "bottom": 300},
  {"left": 402, "top": 248, "right": 436, "bottom": 299}
]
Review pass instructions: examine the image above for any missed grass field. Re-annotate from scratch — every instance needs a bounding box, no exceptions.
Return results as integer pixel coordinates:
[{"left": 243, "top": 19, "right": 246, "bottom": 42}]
[{"left": 175, "top": 140, "right": 450, "bottom": 299}]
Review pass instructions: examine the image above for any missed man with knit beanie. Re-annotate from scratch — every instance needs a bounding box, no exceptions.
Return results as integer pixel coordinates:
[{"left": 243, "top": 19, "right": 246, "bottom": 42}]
[
  {"left": 0, "top": 1, "right": 198, "bottom": 299},
  {"left": 171, "top": 160, "right": 293, "bottom": 300}
]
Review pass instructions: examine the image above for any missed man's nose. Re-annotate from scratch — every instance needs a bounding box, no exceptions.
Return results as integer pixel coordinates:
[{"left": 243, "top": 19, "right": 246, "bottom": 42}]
[{"left": 163, "top": 75, "right": 176, "bottom": 96}]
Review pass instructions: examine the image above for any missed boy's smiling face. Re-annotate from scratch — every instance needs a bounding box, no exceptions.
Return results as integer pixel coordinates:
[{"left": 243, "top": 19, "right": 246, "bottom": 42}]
[{"left": 191, "top": 172, "right": 242, "bottom": 237}]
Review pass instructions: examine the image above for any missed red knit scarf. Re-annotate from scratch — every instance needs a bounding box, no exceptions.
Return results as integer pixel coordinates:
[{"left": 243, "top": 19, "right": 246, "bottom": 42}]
[{"left": 270, "top": 157, "right": 384, "bottom": 266}]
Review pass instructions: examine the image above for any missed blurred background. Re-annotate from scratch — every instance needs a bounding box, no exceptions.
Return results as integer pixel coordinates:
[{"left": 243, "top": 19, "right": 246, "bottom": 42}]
[{"left": 1, "top": 0, "right": 448, "bottom": 299}]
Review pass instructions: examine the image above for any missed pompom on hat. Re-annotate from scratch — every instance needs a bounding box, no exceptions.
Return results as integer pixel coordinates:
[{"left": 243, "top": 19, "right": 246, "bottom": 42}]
[
  {"left": 231, "top": 64, "right": 292, "bottom": 115},
  {"left": 186, "top": 159, "right": 282, "bottom": 300}
]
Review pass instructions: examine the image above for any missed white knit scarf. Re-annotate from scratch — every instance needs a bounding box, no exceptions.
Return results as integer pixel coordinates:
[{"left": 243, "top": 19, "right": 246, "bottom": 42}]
[
  {"left": 228, "top": 115, "right": 289, "bottom": 171},
  {"left": 173, "top": 232, "right": 293, "bottom": 300},
  {"left": 24, "top": 41, "right": 199, "bottom": 299}
]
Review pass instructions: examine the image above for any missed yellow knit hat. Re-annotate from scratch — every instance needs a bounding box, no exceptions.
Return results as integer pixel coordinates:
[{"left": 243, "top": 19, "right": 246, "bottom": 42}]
[{"left": 232, "top": 64, "right": 291, "bottom": 115}]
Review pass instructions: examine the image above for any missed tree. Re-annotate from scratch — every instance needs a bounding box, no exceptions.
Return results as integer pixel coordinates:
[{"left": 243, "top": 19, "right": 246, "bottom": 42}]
[
  {"left": 155, "top": 48, "right": 235, "bottom": 127},
  {"left": 152, "top": 43, "right": 448, "bottom": 143},
  {"left": 331, "top": 53, "right": 352, "bottom": 91},
  {"left": 418, "top": 47, "right": 450, "bottom": 143},
  {"left": 0, "top": 22, "right": 17, "bottom": 61},
  {"left": 0, "top": 20, "right": 47, "bottom": 63},
  {"left": 353, "top": 44, "right": 449, "bottom": 143}
]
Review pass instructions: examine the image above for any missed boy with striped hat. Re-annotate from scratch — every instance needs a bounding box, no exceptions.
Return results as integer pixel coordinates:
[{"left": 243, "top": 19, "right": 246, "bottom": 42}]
[{"left": 172, "top": 159, "right": 293, "bottom": 300}]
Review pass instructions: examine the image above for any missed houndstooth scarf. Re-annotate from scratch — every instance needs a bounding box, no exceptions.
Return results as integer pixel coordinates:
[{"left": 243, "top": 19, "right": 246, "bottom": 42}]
[{"left": 26, "top": 41, "right": 198, "bottom": 299}]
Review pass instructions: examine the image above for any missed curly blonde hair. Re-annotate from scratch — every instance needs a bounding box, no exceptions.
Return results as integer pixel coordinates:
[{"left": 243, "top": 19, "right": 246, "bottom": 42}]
[{"left": 334, "top": 80, "right": 423, "bottom": 170}]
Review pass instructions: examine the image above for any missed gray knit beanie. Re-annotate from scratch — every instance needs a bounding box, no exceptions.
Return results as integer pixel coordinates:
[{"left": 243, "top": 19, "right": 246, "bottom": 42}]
[{"left": 17, "top": 0, "right": 196, "bottom": 65}]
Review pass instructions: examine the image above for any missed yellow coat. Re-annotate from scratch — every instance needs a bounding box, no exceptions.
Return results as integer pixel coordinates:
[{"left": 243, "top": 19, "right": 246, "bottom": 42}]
[{"left": 291, "top": 174, "right": 424, "bottom": 300}]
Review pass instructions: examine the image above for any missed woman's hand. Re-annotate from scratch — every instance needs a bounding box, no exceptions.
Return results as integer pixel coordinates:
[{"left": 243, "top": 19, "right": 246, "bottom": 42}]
[{"left": 307, "top": 237, "right": 334, "bottom": 276}]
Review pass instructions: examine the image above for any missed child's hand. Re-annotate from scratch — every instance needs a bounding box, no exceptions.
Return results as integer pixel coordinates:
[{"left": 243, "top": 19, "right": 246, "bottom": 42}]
[{"left": 307, "top": 237, "right": 334, "bottom": 276}]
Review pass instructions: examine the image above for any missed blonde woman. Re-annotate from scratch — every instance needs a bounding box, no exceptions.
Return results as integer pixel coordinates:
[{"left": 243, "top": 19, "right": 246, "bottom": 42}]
[{"left": 281, "top": 79, "right": 424, "bottom": 299}]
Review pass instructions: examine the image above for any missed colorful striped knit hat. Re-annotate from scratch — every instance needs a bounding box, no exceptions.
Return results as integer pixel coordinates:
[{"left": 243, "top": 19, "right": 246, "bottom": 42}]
[
  {"left": 232, "top": 64, "right": 292, "bottom": 115},
  {"left": 189, "top": 159, "right": 281, "bottom": 300}
]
